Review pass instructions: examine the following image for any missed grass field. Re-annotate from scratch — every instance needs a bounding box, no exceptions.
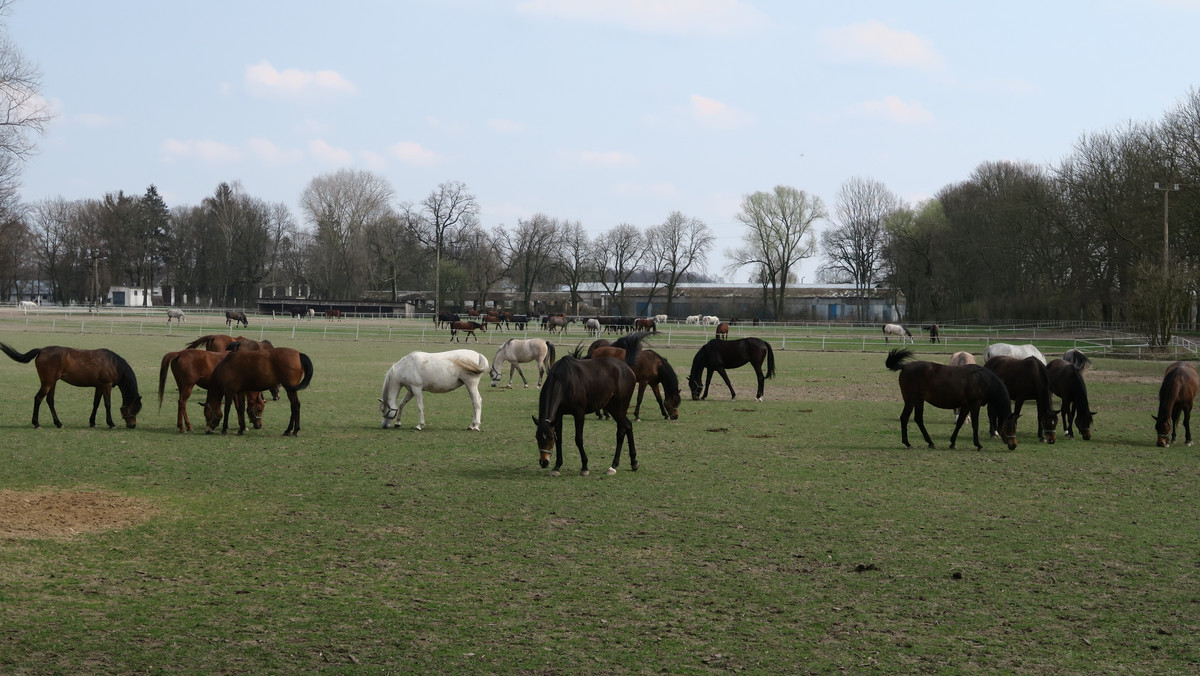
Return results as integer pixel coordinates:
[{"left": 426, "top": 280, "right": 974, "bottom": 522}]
[{"left": 0, "top": 316, "right": 1197, "bottom": 673}]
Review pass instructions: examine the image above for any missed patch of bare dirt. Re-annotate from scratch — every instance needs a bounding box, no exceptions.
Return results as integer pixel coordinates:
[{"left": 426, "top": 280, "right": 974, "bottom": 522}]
[{"left": 0, "top": 490, "right": 156, "bottom": 539}]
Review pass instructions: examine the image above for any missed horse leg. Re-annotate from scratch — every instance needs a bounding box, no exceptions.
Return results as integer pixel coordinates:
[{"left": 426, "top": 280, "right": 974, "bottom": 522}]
[
  {"left": 912, "top": 401, "right": 936, "bottom": 449},
  {"left": 512, "top": 363, "right": 528, "bottom": 388},
  {"left": 899, "top": 401, "right": 914, "bottom": 448},
  {"left": 102, "top": 385, "right": 116, "bottom": 428},
  {"left": 177, "top": 384, "right": 193, "bottom": 432},
  {"left": 1184, "top": 403, "right": 1194, "bottom": 446},
  {"left": 221, "top": 395, "right": 234, "bottom": 435},
  {"left": 466, "top": 383, "right": 482, "bottom": 431},
  {"left": 413, "top": 389, "right": 426, "bottom": 430},
  {"left": 32, "top": 384, "right": 51, "bottom": 428},
  {"left": 634, "top": 382, "right": 648, "bottom": 421},
  {"left": 753, "top": 362, "right": 766, "bottom": 401},
  {"left": 234, "top": 393, "right": 248, "bottom": 435},
  {"left": 572, "top": 413, "right": 589, "bottom": 476},
  {"left": 949, "top": 407, "right": 972, "bottom": 450},
  {"left": 395, "top": 388, "right": 415, "bottom": 428},
  {"left": 716, "top": 368, "right": 736, "bottom": 400},
  {"left": 606, "top": 408, "right": 636, "bottom": 474},
  {"left": 284, "top": 390, "right": 301, "bottom": 437},
  {"left": 549, "top": 417, "right": 566, "bottom": 477}
]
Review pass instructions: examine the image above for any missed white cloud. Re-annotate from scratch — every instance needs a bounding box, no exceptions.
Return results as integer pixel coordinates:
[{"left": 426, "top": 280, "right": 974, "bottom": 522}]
[
  {"left": 248, "top": 138, "right": 303, "bottom": 166},
  {"left": 690, "top": 94, "right": 751, "bottom": 129},
  {"left": 389, "top": 141, "right": 439, "bottom": 166},
  {"left": 516, "top": 0, "right": 768, "bottom": 36},
  {"left": 820, "top": 21, "right": 945, "bottom": 71},
  {"left": 73, "top": 112, "right": 119, "bottom": 128},
  {"left": 244, "top": 60, "right": 358, "bottom": 100},
  {"left": 487, "top": 118, "right": 526, "bottom": 133},
  {"left": 576, "top": 150, "right": 638, "bottom": 169},
  {"left": 161, "top": 138, "right": 243, "bottom": 164},
  {"left": 848, "top": 96, "right": 933, "bottom": 124},
  {"left": 612, "top": 180, "right": 677, "bottom": 198},
  {"left": 360, "top": 150, "right": 387, "bottom": 171},
  {"left": 308, "top": 139, "right": 354, "bottom": 165}
]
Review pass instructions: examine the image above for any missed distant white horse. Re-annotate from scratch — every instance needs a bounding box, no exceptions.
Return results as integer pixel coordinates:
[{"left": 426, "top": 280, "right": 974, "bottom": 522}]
[
  {"left": 18, "top": 300, "right": 37, "bottom": 313},
  {"left": 379, "top": 349, "right": 489, "bottom": 431},
  {"left": 984, "top": 343, "right": 1046, "bottom": 365},
  {"left": 702, "top": 315, "right": 720, "bottom": 326},
  {"left": 654, "top": 314, "right": 668, "bottom": 324},
  {"left": 685, "top": 315, "right": 701, "bottom": 325},
  {"left": 490, "top": 338, "right": 556, "bottom": 388},
  {"left": 166, "top": 308, "right": 185, "bottom": 325},
  {"left": 883, "top": 323, "right": 913, "bottom": 344},
  {"left": 584, "top": 318, "right": 601, "bottom": 336}
]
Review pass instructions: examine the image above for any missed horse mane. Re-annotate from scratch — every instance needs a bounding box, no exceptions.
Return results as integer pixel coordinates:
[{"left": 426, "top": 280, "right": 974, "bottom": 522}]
[
  {"left": 107, "top": 349, "right": 143, "bottom": 415},
  {"left": 655, "top": 352, "right": 680, "bottom": 394},
  {"left": 613, "top": 331, "right": 650, "bottom": 368},
  {"left": 1064, "top": 349, "right": 1092, "bottom": 372},
  {"left": 979, "top": 367, "right": 1013, "bottom": 421}
]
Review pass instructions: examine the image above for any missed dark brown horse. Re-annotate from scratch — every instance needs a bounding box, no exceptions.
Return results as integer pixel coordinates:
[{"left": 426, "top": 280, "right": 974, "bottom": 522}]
[
  {"left": 1047, "top": 358, "right": 1095, "bottom": 440},
  {"left": 0, "top": 343, "right": 143, "bottom": 429},
  {"left": 449, "top": 320, "right": 485, "bottom": 342},
  {"left": 1153, "top": 361, "right": 1199, "bottom": 447},
  {"left": 984, "top": 355, "right": 1058, "bottom": 443},
  {"left": 225, "top": 310, "right": 248, "bottom": 328},
  {"left": 634, "top": 317, "right": 657, "bottom": 332},
  {"left": 715, "top": 322, "right": 729, "bottom": 340},
  {"left": 585, "top": 338, "right": 612, "bottom": 357},
  {"left": 687, "top": 337, "right": 775, "bottom": 401},
  {"left": 202, "top": 347, "right": 313, "bottom": 436},
  {"left": 587, "top": 339, "right": 678, "bottom": 420},
  {"left": 886, "top": 348, "right": 1018, "bottom": 451},
  {"left": 158, "top": 349, "right": 265, "bottom": 433},
  {"left": 185, "top": 334, "right": 268, "bottom": 352},
  {"left": 532, "top": 349, "right": 638, "bottom": 476}
]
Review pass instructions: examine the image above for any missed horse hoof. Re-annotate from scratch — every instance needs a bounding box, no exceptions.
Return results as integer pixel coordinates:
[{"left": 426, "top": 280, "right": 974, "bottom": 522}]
[
  {"left": 468, "top": 425, "right": 480, "bottom": 431},
  {"left": 606, "top": 467, "right": 617, "bottom": 475},
  {"left": 1189, "top": 441, "right": 1194, "bottom": 447},
  {"left": 630, "top": 462, "right": 639, "bottom": 471},
  {"left": 581, "top": 470, "right": 590, "bottom": 477},
  {"left": 550, "top": 470, "right": 561, "bottom": 477},
  {"left": 755, "top": 397, "right": 763, "bottom": 402}
]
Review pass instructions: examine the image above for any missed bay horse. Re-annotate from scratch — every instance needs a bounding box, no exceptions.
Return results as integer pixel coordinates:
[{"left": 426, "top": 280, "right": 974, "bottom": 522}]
[
  {"left": 490, "top": 338, "right": 556, "bottom": 388},
  {"left": 949, "top": 351, "right": 977, "bottom": 422},
  {"left": 449, "top": 320, "right": 485, "bottom": 342},
  {"left": 202, "top": 347, "right": 313, "bottom": 436},
  {"left": 687, "top": 337, "right": 775, "bottom": 401},
  {"left": 882, "top": 323, "right": 913, "bottom": 344},
  {"left": 546, "top": 316, "right": 572, "bottom": 334},
  {"left": 532, "top": 347, "right": 638, "bottom": 477},
  {"left": 1153, "top": 361, "right": 1199, "bottom": 447},
  {"left": 634, "top": 317, "right": 657, "bottom": 332},
  {"left": 326, "top": 309, "right": 342, "bottom": 320},
  {"left": 185, "top": 335, "right": 278, "bottom": 399},
  {"left": 587, "top": 345, "right": 679, "bottom": 420},
  {"left": 158, "top": 349, "right": 265, "bottom": 433},
  {"left": 984, "top": 355, "right": 1058, "bottom": 443},
  {"left": 225, "top": 310, "right": 248, "bottom": 328},
  {"left": 715, "top": 322, "right": 729, "bottom": 340},
  {"left": 0, "top": 343, "right": 143, "bottom": 429},
  {"left": 1047, "top": 358, "right": 1095, "bottom": 440},
  {"left": 436, "top": 310, "right": 460, "bottom": 329},
  {"left": 380, "top": 349, "right": 489, "bottom": 431},
  {"left": 886, "top": 348, "right": 1018, "bottom": 451}
]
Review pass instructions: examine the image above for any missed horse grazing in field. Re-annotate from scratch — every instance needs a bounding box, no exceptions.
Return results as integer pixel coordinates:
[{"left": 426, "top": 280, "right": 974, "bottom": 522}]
[
  {"left": 202, "top": 347, "right": 313, "bottom": 436},
  {"left": 886, "top": 348, "right": 1018, "bottom": 451},
  {"left": 436, "top": 310, "right": 460, "bottom": 329},
  {"left": 984, "top": 355, "right": 1058, "bottom": 444},
  {"left": 685, "top": 315, "right": 701, "bottom": 325},
  {"left": 1153, "top": 361, "right": 1199, "bottom": 447},
  {"left": 449, "top": 320, "right": 485, "bottom": 342},
  {"left": 18, "top": 299, "right": 37, "bottom": 312},
  {"left": 166, "top": 308, "right": 185, "bottom": 325},
  {"left": 634, "top": 317, "right": 657, "bottom": 332},
  {"left": 0, "top": 343, "right": 143, "bottom": 429},
  {"left": 1047, "top": 358, "right": 1095, "bottom": 440},
  {"left": 380, "top": 349, "right": 488, "bottom": 431},
  {"left": 1062, "top": 348, "right": 1092, "bottom": 373},
  {"left": 632, "top": 349, "right": 681, "bottom": 421},
  {"left": 584, "top": 318, "right": 601, "bottom": 336},
  {"left": 325, "top": 309, "right": 342, "bottom": 320},
  {"left": 532, "top": 348, "right": 638, "bottom": 476},
  {"left": 715, "top": 322, "right": 729, "bottom": 340},
  {"left": 926, "top": 324, "right": 940, "bottom": 343},
  {"left": 687, "top": 337, "right": 775, "bottom": 401},
  {"left": 490, "top": 338, "right": 556, "bottom": 388},
  {"left": 546, "top": 316, "right": 572, "bottom": 334},
  {"left": 159, "top": 349, "right": 265, "bottom": 433},
  {"left": 882, "top": 323, "right": 913, "bottom": 344},
  {"left": 984, "top": 342, "right": 1046, "bottom": 365},
  {"left": 654, "top": 314, "right": 668, "bottom": 324},
  {"left": 225, "top": 310, "right": 248, "bottom": 328}
]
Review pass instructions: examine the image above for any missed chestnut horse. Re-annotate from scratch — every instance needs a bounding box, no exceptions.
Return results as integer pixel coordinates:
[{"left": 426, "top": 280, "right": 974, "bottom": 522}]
[
  {"left": 1047, "top": 357, "right": 1095, "bottom": 440},
  {"left": 983, "top": 355, "right": 1058, "bottom": 444},
  {"left": 202, "top": 347, "right": 313, "bottom": 436},
  {"left": 449, "top": 320, "right": 485, "bottom": 342},
  {"left": 1153, "top": 361, "right": 1199, "bottom": 447},
  {"left": 715, "top": 322, "right": 729, "bottom": 340},
  {"left": 0, "top": 343, "right": 143, "bottom": 429},
  {"left": 185, "top": 334, "right": 274, "bottom": 352},
  {"left": 886, "top": 348, "right": 1018, "bottom": 451},
  {"left": 158, "top": 349, "right": 265, "bottom": 433},
  {"left": 687, "top": 337, "right": 775, "bottom": 401}
]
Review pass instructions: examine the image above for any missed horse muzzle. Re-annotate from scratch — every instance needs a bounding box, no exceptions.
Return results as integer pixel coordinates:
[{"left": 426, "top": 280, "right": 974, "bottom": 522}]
[{"left": 539, "top": 451, "right": 551, "bottom": 468}]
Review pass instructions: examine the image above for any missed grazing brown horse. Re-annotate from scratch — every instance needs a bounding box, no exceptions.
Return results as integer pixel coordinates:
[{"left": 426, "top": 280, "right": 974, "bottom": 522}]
[
  {"left": 202, "top": 347, "right": 313, "bottom": 436},
  {"left": 1153, "top": 361, "right": 1199, "bottom": 447},
  {"left": 1047, "top": 358, "right": 1095, "bottom": 440},
  {"left": 0, "top": 343, "right": 143, "bottom": 429},
  {"left": 687, "top": 337, "right": 775, "bottom": 401},
  {"left": 158, "top": 349, "right": 266, "bottom": 433},
  {"left": 325, "top": 309, "right": 342, "bottom": 320},
  {"left": 634, "top": 317, "right": 657, "bottom": 332},
  {"left": 984, "top": 355, "right": 1058, "bottom": 444},
  {"left": 715, "top": 322, "right": 729, "bottom": 340},
  {"left": 449, "top": 320, "right": 485, "bottom": 342},
  {"left": 185, "top": 335, "right": 278, "bottom": 399},
  {"left": 927, "top": 324, "right": 941, "bottom": 343},
  {"left": 886, "top": 348, "right": 1018, "bottom": 451},
  {"left": 225, "top": 310, "right": 248, "bottom": 328}
]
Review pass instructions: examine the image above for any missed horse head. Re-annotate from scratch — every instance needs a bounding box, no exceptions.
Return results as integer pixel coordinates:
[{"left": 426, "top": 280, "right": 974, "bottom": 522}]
[
  {"left": 532, "top": 416, "right": 556, "bottom": 466},
  {"left": 1040, "top": 409, "right": 1059, "bottom": 444},
  {"left": 201, "top": 396, "right": 223, "bottom": 433},
  {"left": 379, "top": 397, "right": 400, "bottom": 429},
  {"left": 489, "top": 363, "right": 503, "bottom": 387},
  {"left": 1076, "top": 409, "right": 1096, "bottom": 441},
  {"left": 997, "top": 413, "right": 1020, "bottom": 450},
  {"left": 686, "top": 374, "right": 704, "bottom": 400},
  {"left": 1153, "top": 413, "right": 1172, "bottom": 447},
  {"left": 120, "top": 395, "right": 143, "bottom": 429},
  {"left": 664, "top": 386, "right": 681, "bottom": 420}
]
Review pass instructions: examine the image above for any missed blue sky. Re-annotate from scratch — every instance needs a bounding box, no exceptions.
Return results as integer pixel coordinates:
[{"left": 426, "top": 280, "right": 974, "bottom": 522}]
[{"left": 11, "top": 0, "right": 1200, "bottom": 282}]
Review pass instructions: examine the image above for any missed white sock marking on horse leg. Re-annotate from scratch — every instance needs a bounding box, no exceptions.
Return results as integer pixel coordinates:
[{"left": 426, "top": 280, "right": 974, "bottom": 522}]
[{"left": 606, "top": 467, "right": 617, "bottom": 475}]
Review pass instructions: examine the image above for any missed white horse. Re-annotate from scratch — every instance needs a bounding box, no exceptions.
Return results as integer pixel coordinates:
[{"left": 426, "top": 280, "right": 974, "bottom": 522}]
[
  {"left": 584, "top": 318, "right": 601, "bottom": 336},
  {"left": 685, "top": 315, "right": 701, "bottom": 325},
  {"left": 984, "top": 343, "right": 1046, "bottom": 365},
  {"left": 490, "top": 338, "right": 556, "bottom": 388},
  {"left": 379, "top": 349, "right": 489, "bottom": 431},
  {"left": 18, "top": 300, "right": 37, "bottom": 313},
  {"left": 883, "top": 323, "right": 913, "bottom": 344},
  {"left": 654, "top": 314, "right": 668, "bottom": 324},
  {"left": 166, "top": 308, "right": 185, "bottom": 325},
  {"left": 702, "top": 315, "right": 720, "bottom": 326}
]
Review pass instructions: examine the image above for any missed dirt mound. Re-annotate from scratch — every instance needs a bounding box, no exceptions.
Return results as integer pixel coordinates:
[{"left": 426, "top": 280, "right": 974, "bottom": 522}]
[{"left": 0, "top": 490, "right": 156, "bottom": 539}]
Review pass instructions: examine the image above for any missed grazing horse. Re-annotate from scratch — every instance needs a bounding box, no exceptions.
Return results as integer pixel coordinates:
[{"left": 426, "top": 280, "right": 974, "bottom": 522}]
[
  {"left": 886, "top": 348, "right": 1018, "bottom": 451},
  {"left": 1062, "top": 348, "right": 1092, "bottom": 373},
  {"left": 158, "top": 349, "right": 265, "bottom": 433},
  {"left": 325, "top": 309, "right": 342, "bottom": 320},
  {"left": 490, "top": 338, "right": 556, "bottom": 389},
  {"left": 1153, "top": 361, "right": 1199, "bottom": 447},
  {"left": 436, "top": 310, "right": 460, "bottom": 329},
  {"left": 949, "top": 351, "right": 977, "bottom": 422},
  {"left": 685, "top": 315, "right": 701, "bottom": 325},
  {"left": 449, "top": 320, "right": 485, "bottom": 342},
  {"left": 1047, "top": 358, "right": 1096, "bottom": 440},
  {"left": 18, "top": 299, "right": 38, "bottom": 312},
  {"left": 654, "top": 314, "right": 668, "bottom": 324},
  {"left": 546, "top": 316, "right": 572, "bottom": 334},
  {"left": 584, "top": 318, "right": 601, "bottom": 336},
  {"left": 225, "top": 310, "right": 248, "bottom": 328},
  {"left": 634, "top": 317, "right": 657, "bottom": 332},
  {"left": 984, "top": 355, "right": 1058, "bottom": 443},
  {"left": 532, "top": 348, "right": 638, "bottom": 476},
  {"left": 687, "top": 337, "right": 775, "bottom": 402},
  {"left": 632, "top": 349, "right": 681, "bottom": 421},
  {"left": 715, "top": 322, "right": 729, "bottom": 340},
  {"left": 380, "top": 350, "right": 489, "bottom": 431},
  {"left": 0, "top": 343, "right": 143, "bottom": 429},
  {"left": 166, "top": 308, "right": 186, "bottom": 325},
  {"left": 882, "top": 323, "right": 913, "bottom": 344},
  {"left": 702, "top": 315, "right": 720, "bottom": 326},
  {"left": 927, "top": 324, "right": 940, "bottom": 343},
  {"left": 984, "top": 343, "right": 1046, "bottom": 365},
  {"left": 202, "top": 347, "right": 313, "bottom": 436}
]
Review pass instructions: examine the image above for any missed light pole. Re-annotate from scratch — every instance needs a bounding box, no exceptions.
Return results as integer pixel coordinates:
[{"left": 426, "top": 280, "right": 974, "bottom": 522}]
[{"left": 1154, "top": 182, "right": 1181, "bottom": 273}]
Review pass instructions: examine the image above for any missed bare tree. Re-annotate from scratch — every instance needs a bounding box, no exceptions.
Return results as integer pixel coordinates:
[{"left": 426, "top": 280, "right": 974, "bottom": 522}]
[
  {"left": 29, "top": 197, "right": 81, "bottom": 303},
  {"left": 727, "top": 185, "right": 823, "bottom": 319},
  {"left": 463, "top": 224, "right": 510, "bottom": 308},
  {"left": 592, "top": 223, "right": 645, "bottom": 315},
  {"left": 646, "top": 211, "right": 714, "bottom": 317},
  {"left": 0, "top": 0, "right": 52, "bottom": 216},
  {"left": 505, "top": 213, "right": 562, "bottom": 313},
  {"left": 300, "top": 169, "right": 394, "bottom": 300},
  {"left": 405, "top": 180, "right": 480, "bottom": 313},
  {"left": 819, "top": 177, "right": 902, "bottom": 320},
  {"left": 554, "top": 219, "right": 591, "bottom": 314}
]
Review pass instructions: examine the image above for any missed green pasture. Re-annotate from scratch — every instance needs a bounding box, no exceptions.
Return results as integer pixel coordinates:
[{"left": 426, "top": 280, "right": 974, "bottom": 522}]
[{"left": 0, "top": 319, "right": 1197, "bottom": 673}]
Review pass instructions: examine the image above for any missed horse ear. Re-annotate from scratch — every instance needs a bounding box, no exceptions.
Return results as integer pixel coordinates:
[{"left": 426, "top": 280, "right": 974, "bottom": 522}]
[
  {"left": 378, "top": 398, "right": 384, "bottom": 404},
  {"left": 532, "top": 415, "right": 539, "bottom": 426}
]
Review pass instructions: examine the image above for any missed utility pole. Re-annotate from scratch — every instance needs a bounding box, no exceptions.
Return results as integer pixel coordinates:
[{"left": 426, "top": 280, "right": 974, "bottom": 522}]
[{"left": 1154, "top": 182, "right": 1181, "bottom": 273}]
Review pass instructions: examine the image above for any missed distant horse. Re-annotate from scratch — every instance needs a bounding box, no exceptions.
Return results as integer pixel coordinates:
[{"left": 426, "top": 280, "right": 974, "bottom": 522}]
[
  {"left": 927, "top": 324, "right": 940, "bottom": 344},
  {"left": 715, "top": 322, "right": 729, "bottom": 340},
  {"left": 1047, "top": 357, "right": 1095, "bottom": 440},
  {"left": 166, "top": 308, "right": 185, "bottom": 325},
  {"left": 654, "top": 314, "right": 668, "bottom": 324},
  {"left": 883, "top": 323, "right": 913, "bottom": 344},
  {"left": 0, "top": 343, "right": 143, "bottom": 429},
  {"left": 702, "top": 315, "right": 720, "bottom": 326},
  {"left": 532, "top": 348, "right": 638, "bottom": 476},
  {"left": 307, "top": 308, "right": 316, "bottom": 318},
  {"left": 202, "top": 347, "right": 313, "bottom": 436},
  {"left": 18, "top": 299, "right": 37, "bottom": 312},
  {"left": 225, "top": 310, "right": 248, "bottom": 328},
  {"left": 1062, "top": 348, "right": 1092, "bottom": 373},
  {"left": 634, "top": 318, "right": 657, "bottom": 332},
  {"left": 158, "top": 349, "right": 265, "bottom": 433},
  {"left": 984, "top": 355, "right": 1058, "bottom": 443},
  {"left": 380, "top": 349, "right": 488, "bottom": 431},
  {"left": 449, "top": 320, "right": 485, "bottom": 342},
  {"left": 186, "top": 334, "right": 273, "bottom": 353},
  {"left": 886, "top": 348, "right": 1018, "bottom": 451},
  {"left": 490, "top": 338, "right": 556, "bottom": 388},
  {"left": 546, "top": 316, "right": 572, "bottom": 334},
  {"left": 984, "top": 343, "right": 1046, "bottom": 365},
  {"left": 326, "top": 309, "right": 342, "bottom": 320},
  {"left": 685, "top": 315, "right": 701, "bottom": 325},
  {"left": 687, "top": 337, "right": 775, "bottom": 401},
  {"left": 1153, "top": 361, "right": 1199, "bottom": 447},
  {"left": 584, "top": 318, "right": 601, "bottom": 336},
  {"left": 436, "top": 310, "right": 460, "bottom": 329}
]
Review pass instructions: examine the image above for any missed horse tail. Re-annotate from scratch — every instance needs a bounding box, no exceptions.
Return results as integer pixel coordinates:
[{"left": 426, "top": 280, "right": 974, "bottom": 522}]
[
  {"left": 184, "top": 335, "right": 211, "bottom": 350},
  {"left": 158, "top": 351, "right": 180, "bottom": 411},
  {"left": 546, "top": 341, "right": 556, "bottom": 366},
  {"left": 292, "top": 353, "right": 315, "bottom": 392},
  {"left": 886, "top": 348, "right": 914, "bottom": 371},
  {"left": 0, "top": 342, "right": 39, "bottom": 364},
  {"left": 765, "top": 341, "right": 776, "bottom": 379}
]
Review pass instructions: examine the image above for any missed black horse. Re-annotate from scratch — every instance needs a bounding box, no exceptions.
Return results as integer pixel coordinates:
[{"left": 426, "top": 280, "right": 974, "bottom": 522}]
[
  {"left": 1047, "top": 357, "right": 1095, "bottom": 440},
  {"left": 887, "top": 348, "right": 1018, "bottom": 451},
  {"left": 436, "top": 310, "right": 460, "bottom": 328},
  {"left": 686, "top": 337, "right": 775, "bottom": 401},
  {"left": 532, "top": 347, "right": 638, "bottom": 477},
  {"left": 225, "top": 310, "right": 249, "bottom": 328},
  {"left": 984, "top": 355, "right": 1059, "bottom": 444}
]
